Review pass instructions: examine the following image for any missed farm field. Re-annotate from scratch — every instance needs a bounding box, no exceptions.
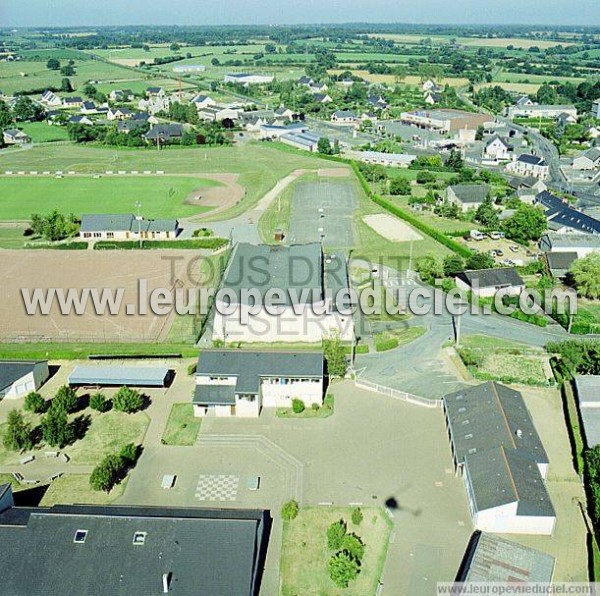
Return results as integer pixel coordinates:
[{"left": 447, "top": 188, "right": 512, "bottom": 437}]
[
  {"left": 0, "top": 175, "right": 217, "bottom": 220},
  {"left": 0, "top": 144, "right": 337, "bottom": 218}
]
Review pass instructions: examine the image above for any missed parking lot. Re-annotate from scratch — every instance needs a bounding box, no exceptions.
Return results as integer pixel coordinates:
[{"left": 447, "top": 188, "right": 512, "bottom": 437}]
[{"left": 460, "top": 234, "right": 534, "bottom": 265}]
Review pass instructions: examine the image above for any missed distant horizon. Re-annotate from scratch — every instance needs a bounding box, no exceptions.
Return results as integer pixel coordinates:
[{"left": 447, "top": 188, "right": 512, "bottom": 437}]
[{"left": 2, "top": 0, "right": 600, "bottom": 29}]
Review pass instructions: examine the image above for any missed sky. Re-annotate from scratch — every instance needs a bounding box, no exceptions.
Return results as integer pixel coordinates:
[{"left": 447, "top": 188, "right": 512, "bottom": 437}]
[{"left": 2, "top": 0, "right": 599, "bottom": 28}]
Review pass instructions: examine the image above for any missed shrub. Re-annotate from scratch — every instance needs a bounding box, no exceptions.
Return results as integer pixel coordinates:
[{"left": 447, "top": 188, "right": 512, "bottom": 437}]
[
  {"left": 89, "top": 392, "right": 109, "bottom": 412},
  {"left": 374, "top": 335, "right": 399, "bottom": 352},
  {"left": 89, "top": 453, "right": 124, "bottom": 492},
  {"left": 41, "top": 405, "right": 74, "bottom": 448},
  {"left": 187, "top": 363, "right": 197, "bottom": 375},
  {"left": 119, "top": 442, "right": 140, "bottom": 465},
  {"left": 327, "top": 519, "right": 347, "bottom": 550},
  {"left": 53, "top": 385, "right": 78, "bottom": 413},
  {"left": 3, "top": 410, "right": 33, "bottom": 452},
  {"left": 281, "top": 500, "right": 299, "bottom": 520},
  {"left": 112, "top": 386, "right": 144, "bottom": 413},
  {"left": 327, "top": 551, "right": 360, "bottom": 588},
  {"left": 292, "top": 398, "right": 305, "bottom": 414},
  {"left": 351, "top": 507, "right": 363, "bottom": 526},
  {"left": 23, "top": 391, "right": 46, "bottom": 413},
  {"left": 342, "top": 533, "right": 365, "bottom": 560}
]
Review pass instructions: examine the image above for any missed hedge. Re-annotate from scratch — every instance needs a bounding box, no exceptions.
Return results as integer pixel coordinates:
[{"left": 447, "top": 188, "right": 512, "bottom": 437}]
[
  {"left": 26, "top": 242, "right": 88, "bottom": 250},
  {"left": 94, "top": 238, "right": 229, "bottom": 250},
  {"left": 351, "top": 162, "right": 473, "bottom": 259}
]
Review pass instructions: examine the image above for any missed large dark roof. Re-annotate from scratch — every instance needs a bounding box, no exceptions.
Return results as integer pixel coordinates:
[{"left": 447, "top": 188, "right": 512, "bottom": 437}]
[
  {"left": 456, "top": 267, "right": 524, "bottom": 289},
  {"left": 465, "top": 447, "right": 555, "bottom": 517},
  {"left": 196, "top": 350, "right": 323, "bottom": 395},
  {"left": 517, "top": 154, "right": 546, "bottom": 166},
  {"left": 0, "top": 360, "right": 45, "bottom": 393},
  {"left": 546, "top": 251, "right": 577, "bottom": 277},
  {"left": 221, "top": 243, "right": 323, "bottom": 305},
  {"left": 144, "top": 124, "right": 183, "bottom": 141},
  {"left": 0, "top": 495, "right": 269, "bottom": 596},
  {"left": 444, "top": 382, "right": 548, "bottom": 466},
  {"left": 80, "top": 214, "right": 179, "bottom": 234},
  {"left": 537, "top": 191, "right": 600, "bottom": 235},
  {"left": 448, "top": 184, "right": 491, "bottom": 203}
]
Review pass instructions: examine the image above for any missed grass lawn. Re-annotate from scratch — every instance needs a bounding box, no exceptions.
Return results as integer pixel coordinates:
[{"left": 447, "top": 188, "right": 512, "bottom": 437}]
[
  {"left": 276, "top": 394, "right": 334, "bottom": 419},
  {"left": 0, "top": 473, "right": 27, "bottom": 492},
  {"left": 459, "top": 334, "right": 552, "bottom": 386},
  {"left": 18, "top": 122, "right": 70, "bottom": 143},
  {"left": 39, "top": 473, "right": 126, "bottom": 506},
  {"left": 0, "top": 226, "right": 29, "bottom": 248},
  {"left": 0, "top": 176, "right": 216, "bottom": 220},
  {"left": 0, "top": 408, "right": 149, "bottom": 467},
  {"left": 0, "top": 144, "right": 338, "bottom": 221},
  {"left": 374, "top": 326, "right": 426, "bottom": 352},
  {"left": 280, "top": 507, "right": 391, "bottom": 596},
  {"left": 161, "top": 403, "right": 202, "bottom": 446}
]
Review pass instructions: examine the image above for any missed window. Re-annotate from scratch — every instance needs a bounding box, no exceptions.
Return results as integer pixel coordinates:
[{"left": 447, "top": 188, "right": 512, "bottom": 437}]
[
  {"left": 106, "top": 232, "right": 114, "bottom": 239},
  {"left": 132, "top": 531, "right": 147, "bottom": 545},
  {"left": 74, "top": 529, "right": 88, "bottom": 544}
]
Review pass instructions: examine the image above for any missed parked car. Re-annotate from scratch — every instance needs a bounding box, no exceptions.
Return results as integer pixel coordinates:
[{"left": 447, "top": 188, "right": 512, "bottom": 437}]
[
  {"left": 509, "top": 245, "right": 519, "bottom": 253},
  {"left": 489, "top": 231, "right": 505, "bottom": 240},
  {"left": 470, "top": 229, "right": 485, "bottom": 241}
]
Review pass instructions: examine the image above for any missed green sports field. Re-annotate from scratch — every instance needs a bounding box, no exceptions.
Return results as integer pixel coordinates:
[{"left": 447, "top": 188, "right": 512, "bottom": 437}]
[{"left": 0, "top": 175, "right": 217, "bottom": 220}]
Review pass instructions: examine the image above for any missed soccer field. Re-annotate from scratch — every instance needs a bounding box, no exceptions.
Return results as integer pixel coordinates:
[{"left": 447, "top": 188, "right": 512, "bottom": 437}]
[{"left": 0, "top": 175, "right": 217, "bottom": 220}]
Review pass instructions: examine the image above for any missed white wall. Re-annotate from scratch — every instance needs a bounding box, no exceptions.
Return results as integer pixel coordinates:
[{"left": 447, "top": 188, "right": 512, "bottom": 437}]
[
  {"left": 474, "top": 503, "right": 555, "bottom": 535},
  {"left": 261, "top": 378, "right": 323, "bottom": 408}
]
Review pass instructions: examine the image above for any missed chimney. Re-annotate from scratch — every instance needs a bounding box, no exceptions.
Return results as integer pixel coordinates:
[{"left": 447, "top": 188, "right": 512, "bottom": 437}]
[{"left": 162, "top": 572, "right": 172, "bottom": 594}]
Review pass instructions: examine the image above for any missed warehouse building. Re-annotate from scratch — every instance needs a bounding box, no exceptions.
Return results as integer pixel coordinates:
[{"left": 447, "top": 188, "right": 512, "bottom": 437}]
[{"left": 0, "top": 360, "right": 49, "bottom": 399}]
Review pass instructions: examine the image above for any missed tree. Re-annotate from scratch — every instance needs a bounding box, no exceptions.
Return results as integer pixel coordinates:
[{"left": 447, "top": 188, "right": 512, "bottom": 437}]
[
  {"left": 351, "top": 507, "right": 363, "bottom": 526},
  {"left": 46, "top": 58, "right": 61, "bottom": 70},
  {"left": 342, "top": 533, "right": 365, "bottom": 560},
  {"left": 170, "top": 43, "right": 181, "bottom": 52},
  {"left": 474, "top": 197, "right": 500, "bottom": 228},
  {"left": 211, "top": 57, "right": 220, "bottom": 66},
  {"left": 389, "top": 176, "right": 411, "bottom": 196},
  {"left": 41, "top": 405, "right": 74, "bottom": 448},
  {"left": 443, "top": 255, "right": 465, "bottom": 278},
  {"left": 61, "top": 77, "right": 73, "bottom": 92},
  {"left": 327, "top": 519, "right": 347, "bottom": 550},
  {"left": 60, "top": 64, "right": 75, "bottom": 76},
  {"left": 89, "top": 453, "right": 123, "bottom": 492},
  {"left": 281, "top": 500, "right": 299, "bottom": 520},
  {"left": 292, "top": 398, "right": 305, "bottom": 414},
  {"left": 119, "top": 442, "right": 140, "bottom": 465},
  {"left": 323, "top": 333, "right": 347, "bottom": 378},
  {"left": 327, "top": 551, "right": 360, "bottom": 588},
  {"left": 475, "top": 125, "right": 484, "bottom": 141},
  {"left": 317, "top": 136, "right": 332, "bottom": 155},
  {"left": 502, "top": 204, "right": 547, "bottom": 244},
  {"left": 265, "top": 43, "right": 276, "bottom": 53},
  {"left": 416, "top": 255, "right": 442, "bottom": 284},
  {"left": 570, "top": 253, "right": 600, "bottom": 299},
  {"left": 465, "top": 252, "right": 495, "bottom": 270},
  {"left": 53, "top": 385, "right": 78, "bottom": 413},
  {"left": 3, "top": 410, "right": 33, "bottom": 452},
  {"left": 30, "top": 210, "right": 78, "bottom": 242},
  {"left": 89, "top": 392, "right": 109, "bottom": 412},
  {"left": 13, "top": 96, "right": 44, "bottom": 122},
  {"left": 112, "top": 386, "right": 144, "bottom": 413},
  {"left": 0, "top": 100, "right": 13, "bottom": 128},
  {"left": 446, "top": 149, "right": 464, "bottom": 171},
  {"left": 24, "top": 391, "right": 46, "bottom": 414}
]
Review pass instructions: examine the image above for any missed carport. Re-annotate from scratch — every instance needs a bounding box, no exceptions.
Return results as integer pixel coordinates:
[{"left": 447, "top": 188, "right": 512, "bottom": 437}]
[{"left": 68, "top": 365, "right": 172, "bottom": 387}]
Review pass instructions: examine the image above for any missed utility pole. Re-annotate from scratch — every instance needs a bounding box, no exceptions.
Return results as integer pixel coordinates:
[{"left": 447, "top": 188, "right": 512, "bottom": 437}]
[{"left": 136, "top": 201, "right": 142, "bottom": 248}]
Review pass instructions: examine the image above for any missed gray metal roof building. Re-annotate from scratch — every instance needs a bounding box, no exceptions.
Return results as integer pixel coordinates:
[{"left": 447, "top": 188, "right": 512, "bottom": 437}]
[
  {"left": 444, "top": 382, "right": 548, "bottom": 467},
  {"left": 194, "top": 350, "right": 323, "bottom": 405},
  {"left": 464, "top": 446, "right": 555, "bottom": 518},
  {"left": 574, "top": 375, "right": 600, "bottom": 447},
  {"left": 80, "top": 214, "right": 179, "bottom": 234},
  {"left": 0, "top": 360, "right": 47, "bottom": 395},
  {"left": 0, "top": 485, "right": 269, "bottom": 596},
  {"left": 456, "top": 268, "right": 524, "bottom": 290},
  {"left": 68, "top": 365, "right": 171, "bottom": 387},
  {"left": 457, "top": 531, "right": 555, "bottom": 582}
]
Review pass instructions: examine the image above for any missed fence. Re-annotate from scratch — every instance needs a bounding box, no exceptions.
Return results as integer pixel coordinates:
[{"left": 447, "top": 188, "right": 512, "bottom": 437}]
[{"left": 354, "top": 377, "right": 442, "bottom": 409}]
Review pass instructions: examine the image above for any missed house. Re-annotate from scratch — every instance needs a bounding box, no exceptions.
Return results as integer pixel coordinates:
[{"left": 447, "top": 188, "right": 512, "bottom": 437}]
[
  {"left": 424, "top": 91, "right": 442, "bottom": 105},
  {"left": 506, "top": 154, "right": 549, "bottom": 180},
  {"left": 138, "top": 95, "right": 170, "bottom": 115},
  {"left": 456, "top": 532, "right": 555, "bottom": 583},
  {"left": 331, "top": 110, "right": 357, "bottom": 124},
  {"left": 455, "top": 267, "right": 525, "bottom": 298},
  {"left": 172, "top": 64, "right": 206, "bottom": 73},
  {"left": 79, "top": 214, "right": 180, "bottom": 241},
  {"left": 146, "top": 86, "right": 165, "bottom": 98},
  {"left": 144, "top": 123, "right": 184, "bottom": 143},
  {"left": 274, "top": 105, "right": 294, "bottom": 121},
  {"left": 422, "top": 79, "right": 442, "bottom": 93},
  {"left": 484, "top": 135, "right": 513, "bottom": 161},
  {"left": 536, "top": 190, "right": 600, "bottom": 234},
  {"left": 193, "top": 350, "right": 325, "bottom": 418},
  {"left": 443, "top": 382, "right": 554, "bottom": 535},
  {"left": 224, "top": 73, "right": 274, "bottom": 85},
  {"left": 574, "top": 376, "right": 600, "bottom": 447},
  {"left": 573, "top": 147, "right": 600, "bottom": 170},
  {"left": 108, "top": 89, "right": 135, "bottom": 102},
  {"left": 593, "top": 99, "right": 600, "bottom": 119},
  {"left": 117, "top": 119, "right": 147, "bottom": 133},
  {"left": 40, "top": 90, "right": 62, "bottom": 106},
  {"left": 3, "top": 128, "right": 31, "bottom": 144},
  {"left": 339, "top": 79, "right": 355, "bottom": 89},
  {"left": 557, "top": 111, "right": 577, "bottom": 127},
  {"left": 280, "top": 131, "right": 321, "bottom": 152},
  {"left": 107, "top": 107, "right": 133, "bottom": 121},
  {"left": 309, "top": 82, "right": 328, "bottom": 93},
  {"left": 445, "top": 184, "right": 491, "bottom": 213},
  {"left": 212, "top": 243, "right": 354, "bottom": 343},
  {"left": 80, "top": 101, "right": 97, "bottom": 114},
  {"left": 191, "top": 94, "right": 216, "bottom": 109},
  {"left": 508, "top": 176, "right": 547, "bottom": 194},
  {"left": 539, "top": 231, "right": 600, "bottom": 258},
  {"left": 544, "top": 251, "right": 578, "bottom": 279},
  {"left": 507, "top": 103, "right": 577, "bottom": 120},
  {"left": 367, "top": 95, "right": 389, "bottom": 110},
  {"left": 197, "top": 106, "right": 240, "bottom": 122},
  {"left": 346, "top": 150, "right": 416, "bottom": 168},
  {"left": 0, "top": 485, "right": 269, "bottom": 596},
  {"left": 68, "top": 115, "right": 93, "bottom": 126},
  {"left": 298, "top": 76, "right": 314, "bottom": 86},
  {"left": 0, "top": 360, "right": 49, "bottom": 399},
  {"left": 312, "top": 93, "right": 333, "bottom": 104},
  {"left": 400, "top": 109, "right": 489, "bottom": 134},
  {"left": 515, "top": 95, "right": 535, "bottom": 107},
  {"left": 62, "top": 96, "right": 83, "bottom": 108}
]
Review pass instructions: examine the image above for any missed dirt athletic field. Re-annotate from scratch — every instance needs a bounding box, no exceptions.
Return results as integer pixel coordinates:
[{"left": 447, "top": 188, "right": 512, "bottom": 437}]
[{"left": 0, "top": 250, "right": 205, "bottom": 343}]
